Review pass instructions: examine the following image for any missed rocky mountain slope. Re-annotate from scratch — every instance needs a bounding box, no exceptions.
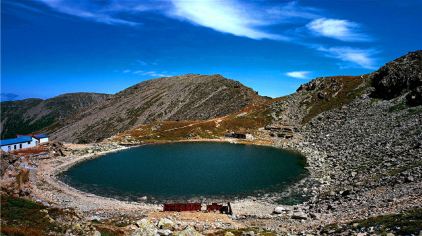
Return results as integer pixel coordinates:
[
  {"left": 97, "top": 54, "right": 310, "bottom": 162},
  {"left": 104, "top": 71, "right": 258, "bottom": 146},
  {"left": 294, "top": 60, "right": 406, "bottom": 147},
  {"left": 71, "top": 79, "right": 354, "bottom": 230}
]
[
  {"left": 113, "top": 74, "right": 369, "bottom": 144},
  {"left": 51, "top": 74, "right": 266, "bottom": 143},
  {"left": 0, "top": 93, "right": 111, "bottom": 139},
  {"left": 262, "top": 51, "right": 422, "bottom": 234}
]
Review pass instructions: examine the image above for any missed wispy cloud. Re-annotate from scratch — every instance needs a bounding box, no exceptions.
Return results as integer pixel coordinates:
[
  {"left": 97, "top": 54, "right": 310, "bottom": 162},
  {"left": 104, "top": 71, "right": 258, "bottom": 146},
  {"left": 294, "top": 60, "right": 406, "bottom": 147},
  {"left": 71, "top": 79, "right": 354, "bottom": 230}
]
[
  {"left": 136, "top": 60, "right": 148, "bottom": 66},
  {"left": 4, "top": 1, "right": 44, "bottom": 14},
  {"left": 167, "top": 0, "right": 287, "bottom": 40},
  {"left": 133, "top": 70, "right": 171, "bottom": 77},
  {"left": 265, "top": 1, "right": 320, "bottom": 21},
  {"left": 286, "top": 71, "right": 311, "bottom": 79},
  {"left": 33, "top": 0, "right": 378, "bottom": 69},
  {"left": 316, "top": 46, "right": 378, "bottom": 69},
  {"left": 307, "top": 18, "right": 371, "bottom": 42},
  {"left": 38, "top": 0, "right": 139, "bottom": 26}
]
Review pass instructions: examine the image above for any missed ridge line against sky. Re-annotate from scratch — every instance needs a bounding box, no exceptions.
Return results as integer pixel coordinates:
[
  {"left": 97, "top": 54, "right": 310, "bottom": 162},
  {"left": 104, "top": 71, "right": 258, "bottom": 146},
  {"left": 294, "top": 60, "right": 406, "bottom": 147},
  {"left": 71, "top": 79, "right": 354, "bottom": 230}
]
[{"left": 1, "top": 0, "right": 421, "bottom": 99}]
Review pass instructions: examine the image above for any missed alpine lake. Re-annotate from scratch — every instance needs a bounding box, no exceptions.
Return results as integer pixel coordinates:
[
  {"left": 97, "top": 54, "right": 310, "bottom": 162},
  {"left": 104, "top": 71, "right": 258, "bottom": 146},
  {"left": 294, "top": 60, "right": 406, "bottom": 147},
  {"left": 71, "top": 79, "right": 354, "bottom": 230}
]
[{"left": 60, "top": 142, "right": 307, "bottom": 202}]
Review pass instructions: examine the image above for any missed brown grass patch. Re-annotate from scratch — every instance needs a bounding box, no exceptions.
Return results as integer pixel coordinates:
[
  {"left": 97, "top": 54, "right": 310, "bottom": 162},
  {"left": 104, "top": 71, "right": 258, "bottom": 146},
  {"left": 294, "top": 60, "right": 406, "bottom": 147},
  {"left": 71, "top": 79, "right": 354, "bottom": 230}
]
[
  {"left": 1, "top": 226, "right": 45, "bottom": 236},
  {"left": 114, "top": 101, "right": 273, "bottom": 143},
  {"left": 11, "top": 145, "right": 48, "bottom": 156}
]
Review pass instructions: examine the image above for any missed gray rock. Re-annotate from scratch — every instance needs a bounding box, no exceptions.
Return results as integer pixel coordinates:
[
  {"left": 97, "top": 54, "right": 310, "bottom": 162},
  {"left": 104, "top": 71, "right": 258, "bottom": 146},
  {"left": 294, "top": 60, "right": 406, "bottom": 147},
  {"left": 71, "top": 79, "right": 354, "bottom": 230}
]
[
  {"left": 291, "top": 212, "right": 307, "bottom": 220},
  {"left": 176, "top": 226, "right": 202, "bottom": 236},
  {"left": 93, "top": 230, "right": 101, "bottom": 236},
  {"left": 241, "top": 231, "right": 255, "bottom": 236},
  {"left": 158, "top": 218, "right": 175, "bottom": 230},
  {"left": 158, "top": 229, "right": 173, "bottom": 236},
  {"left": 273, "top": 206, "right": 287, "bottom": 214},
  {"left": 133, "top": 219, "right": 158, "bottom": 236}
]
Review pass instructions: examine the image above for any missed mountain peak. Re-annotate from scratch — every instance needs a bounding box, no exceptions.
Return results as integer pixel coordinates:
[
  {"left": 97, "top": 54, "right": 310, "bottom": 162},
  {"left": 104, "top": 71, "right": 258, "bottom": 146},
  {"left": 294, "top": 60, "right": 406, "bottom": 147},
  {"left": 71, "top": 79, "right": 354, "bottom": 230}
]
[{"left": 51, "top": 74, "right": 265, "bottom": 143}]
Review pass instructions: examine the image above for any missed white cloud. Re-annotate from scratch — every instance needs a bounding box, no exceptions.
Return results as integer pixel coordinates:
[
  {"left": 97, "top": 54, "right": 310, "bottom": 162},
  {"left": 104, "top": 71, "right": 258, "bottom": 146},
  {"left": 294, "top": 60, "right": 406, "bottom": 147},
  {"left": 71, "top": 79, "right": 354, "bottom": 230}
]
[
  {"left": 38, "top": 0, "right": 139, "bottom": 26},
  {"left": 265, "top": 1, "right": 320, "bottom": 21},
  {"left": 133, "top": 70, "right": 171, "bottom": 77},
  {"left": 286, "top": 71, "right": 311, "bottom": 79},
  {"left": 168, "top": 0, "right": 289, "bottom": 40},
  {"left": 35, "top": 0, "right": 377, "bottom": 69},
  {"left": 317, "top": 46, "right": 377, "bottom": 69},
  {"left": 307, "top": 18, "right": 371, "bottom": 42}
]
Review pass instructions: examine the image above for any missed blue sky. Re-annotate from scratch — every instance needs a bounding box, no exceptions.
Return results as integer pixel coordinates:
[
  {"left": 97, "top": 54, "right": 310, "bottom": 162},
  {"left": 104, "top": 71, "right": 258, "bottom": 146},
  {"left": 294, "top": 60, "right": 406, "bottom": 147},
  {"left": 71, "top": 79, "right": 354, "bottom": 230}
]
[{"left": 1, "top": 0, "right": 421, "bottom": 100}]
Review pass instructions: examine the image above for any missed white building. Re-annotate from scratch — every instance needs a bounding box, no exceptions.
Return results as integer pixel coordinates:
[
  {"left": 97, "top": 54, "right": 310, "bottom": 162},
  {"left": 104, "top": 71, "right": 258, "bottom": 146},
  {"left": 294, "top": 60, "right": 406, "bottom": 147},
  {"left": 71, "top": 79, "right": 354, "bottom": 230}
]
[
  {"left": 33, "top": 134, "right": 49, "bottom": 143},
  {"left": 0, "top": 134, "right": 48, "bottom": 152},
  {"left": 0, "top": 136, "right": 38, "bottom": 152}
]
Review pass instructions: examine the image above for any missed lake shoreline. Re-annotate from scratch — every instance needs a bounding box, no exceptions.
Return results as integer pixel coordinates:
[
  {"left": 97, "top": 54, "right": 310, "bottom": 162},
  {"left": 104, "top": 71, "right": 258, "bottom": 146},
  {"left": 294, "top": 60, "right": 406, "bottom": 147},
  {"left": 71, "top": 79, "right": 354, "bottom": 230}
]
[
  {"left": 27, "top": 139, "right": 318, "bottom": 222},
  {"left": 58, "top": 141, "right": 308, "bottom": 204}
]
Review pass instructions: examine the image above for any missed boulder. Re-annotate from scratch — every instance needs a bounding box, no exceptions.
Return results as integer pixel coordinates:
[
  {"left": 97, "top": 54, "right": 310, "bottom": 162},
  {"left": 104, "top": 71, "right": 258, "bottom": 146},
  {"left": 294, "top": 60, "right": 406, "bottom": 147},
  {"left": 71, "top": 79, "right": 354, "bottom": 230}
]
[
  {"left": 241, "top": 231, "right": 255, "bottom": 236},
  {"left": 176, "top": 226, "right": 202, "bottom": 236},
  {"left": 158, "top": 229, "right": 173, "bottom": 236},
  {"left": 93, "top": 230, "right": 101, "bottom": 236},
  {"left": 133, "top": 219, "right": 158, "bottom": 236},
  {"left": 291, "top": 211, "right": 308, "bottom": 220},
  {"left": 273, "top": 206, "right": 287, "bottom": 214},
  {"left": 158, "top": 218, "right": 175, "bottom": 230}
]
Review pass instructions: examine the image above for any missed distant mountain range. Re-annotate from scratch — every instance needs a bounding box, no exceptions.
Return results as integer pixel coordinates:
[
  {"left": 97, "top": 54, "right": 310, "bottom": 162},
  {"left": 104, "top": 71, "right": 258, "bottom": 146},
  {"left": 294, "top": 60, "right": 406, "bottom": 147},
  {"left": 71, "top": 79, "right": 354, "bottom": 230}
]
[{"left": 0, "top": 93, "right": 110, "bottom": 139}]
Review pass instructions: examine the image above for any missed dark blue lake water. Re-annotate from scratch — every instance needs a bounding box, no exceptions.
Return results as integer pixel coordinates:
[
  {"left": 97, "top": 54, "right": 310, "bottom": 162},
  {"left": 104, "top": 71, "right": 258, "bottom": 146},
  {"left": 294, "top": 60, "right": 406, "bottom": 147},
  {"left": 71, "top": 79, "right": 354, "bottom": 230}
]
[{"left": 60, "top": 142, "right": 306, "bottom": 201}]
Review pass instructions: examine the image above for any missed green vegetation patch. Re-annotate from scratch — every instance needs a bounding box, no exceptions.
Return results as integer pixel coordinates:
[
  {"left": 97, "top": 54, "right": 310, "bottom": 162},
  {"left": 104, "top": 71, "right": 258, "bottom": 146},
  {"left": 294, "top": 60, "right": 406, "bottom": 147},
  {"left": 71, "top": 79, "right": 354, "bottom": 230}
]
[
  {"left": 0, "top": 114, "right": 56, "bottom": 139},
  {"left": 1, "top": 195, "right": 68, "bottom": 236},
  {"left": 323, "top": 208, "right": 422, "bottom": 235},
  {"left": 388, "top": 101, "right": 407, "bottom": 113}
]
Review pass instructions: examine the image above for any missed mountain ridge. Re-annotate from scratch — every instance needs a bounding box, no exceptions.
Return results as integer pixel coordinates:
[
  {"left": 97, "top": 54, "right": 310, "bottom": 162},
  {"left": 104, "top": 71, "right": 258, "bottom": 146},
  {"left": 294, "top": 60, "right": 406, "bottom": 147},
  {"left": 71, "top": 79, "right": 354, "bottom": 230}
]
[
  {"left": 0, "top": 92, "right": 111, "bottom": 139},
  {"left": 50, "top": 74, "right": 267, "bottom": 143}
]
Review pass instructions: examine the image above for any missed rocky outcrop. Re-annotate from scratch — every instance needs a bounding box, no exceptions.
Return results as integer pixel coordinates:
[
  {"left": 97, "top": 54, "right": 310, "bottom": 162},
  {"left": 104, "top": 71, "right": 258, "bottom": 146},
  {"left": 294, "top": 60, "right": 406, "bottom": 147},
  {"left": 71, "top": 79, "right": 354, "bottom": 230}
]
[
  {"left": 270, "top": 75, "right": 367, "bottom": 127},
  {"left": 371, "top": 50, "right": 422, "bottom": 106}
]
